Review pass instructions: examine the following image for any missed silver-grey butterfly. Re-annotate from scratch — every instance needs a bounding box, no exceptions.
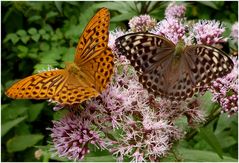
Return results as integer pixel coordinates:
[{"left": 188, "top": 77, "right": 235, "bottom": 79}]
[{"left": 115, "top": 32, "right": 234, "bottom": 101}]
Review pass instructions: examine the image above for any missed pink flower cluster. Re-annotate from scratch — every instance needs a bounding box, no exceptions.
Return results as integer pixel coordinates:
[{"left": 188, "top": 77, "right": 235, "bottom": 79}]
[
  {"left": 209, "top": 58, "right": 238, "bottom": 115},
  {"left": 192, "top": 20, "right": 225, "bottom": 45},
  {"left": 49, "top": 112, "right": 106, "bottom": 161},
  {"left": 108, "top": 29, "right": 125, "bottom": 53},
  {"left": 49, "top": 2, "right": 237, "bottom": 162},
  {"left": 129, "top": 15, "right": 157, "bottom": 32},
  {"left": 152, "top": 17, "right": 186, "bottom": 44},
  {"left": 91, "top": 57, "right": 185, "bottom": 161},
  {"left": 165, "top": 2, "right": 186, "bottom": 18},
  {"left": 231, "top": 22, "right": 238, "bottom": 42}
]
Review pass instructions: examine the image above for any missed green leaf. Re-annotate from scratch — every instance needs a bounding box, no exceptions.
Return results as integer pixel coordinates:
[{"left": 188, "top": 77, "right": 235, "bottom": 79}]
[
  {"left": 17, "top": 45, "right": 28, "bottom": 53},
  {"left": 42, "top": 34, "right": 50, "bottom": 40},
  {"left": 54, "top": 1, "right": 63, "bottom": 13},
  {"left": 177, "top": 148, "right": 237, "bottom": 162},
  {"left": 1, "top": 116, "right": 27, "bottom": 137},
  {"left": 4, "top": 33, "right": 20, "bottom": 44},
  {"left": 199, "top": 127, "right": 223, "bottom": 158},
  {"left": 55, "top": 28, "right": 63, "bottom": 39},
  {"left": 27, "top": 103, "right": 44, "bottom": 122},
  {"left": 198, "top": 1, "right": 224, "bottom": 10},
  {"left": 16, "top": 29, "right": 27, "bottom": 36},
  {"left": 61, "top": 47, "right": 75, "bottom": 62},
  {"left": 46, "top": 11, "right": 58, "bottom": 19},
  {"left": 199, "top": 91, "right": 214, "bottom": 113},
  {"left": 28, "top": 28, "right": 37, "bottom": 35},
  {"left": 1, "top": 100, "right": 29, "bottom": 123},
  {"left": 215, "top": 113, "right": 233, "bottom": 134},
  {"left": 218, "top": 136, "right": 237, "bottom": 149},
  {"left": 20, "top": 35, "right": 30, "bottom": 44},
  {"left": 31, "top": 34, "right": 41, "bottom": 42},
  {"left": 28, "top": 15, "right": 42, "bottom": 22},
  {"left": 15, "top": 122, "right": 31, "bottom": 135},
  {"left": 7, "top": 134, "right": 44, "bottom": 152},
  {"left": 39, "top": 42, "right": 50, "bottom": 51},
  {"left": 111, "top": 12, "right": 137, "bottom": 22},
  {"left": 39, "top": 29, "right": 46, "bottom": 35}
]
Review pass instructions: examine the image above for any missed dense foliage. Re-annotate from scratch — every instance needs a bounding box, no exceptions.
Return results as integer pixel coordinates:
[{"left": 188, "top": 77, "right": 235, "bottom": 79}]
[{"left": 1, "top": 1, "right": 238, "bottom": 162}]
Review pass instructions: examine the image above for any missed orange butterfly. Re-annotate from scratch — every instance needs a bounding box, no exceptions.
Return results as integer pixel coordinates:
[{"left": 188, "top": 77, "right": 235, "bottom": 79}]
[{"left": 5, "top": 8, "right": 114, "bottom": 105}]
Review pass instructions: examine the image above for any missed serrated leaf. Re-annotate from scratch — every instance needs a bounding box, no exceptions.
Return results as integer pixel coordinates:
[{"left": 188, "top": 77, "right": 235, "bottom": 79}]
[
  {"left": 18, "top": 53, "right": 27, "bottom": 58},
  {"left": 16, "top": 29, "right": 27, "bottom": 36},
  {"left": 51, "top": 34, "right": 58, "bottom": 41},
  {"left": 39, "top": 29, "right": 46, "bottom": 35},
  {"left": 4, "top": 33, "right": 20, "bottom": 44},
  {"left": 61, "top": 47, "right": 75, "bottom": 62},
  {"left": 7, "top": 134, "right": 44, "bottom": 152},
  {"left": 55, "top": 28, "right": 63, "bottom": 39},
  {"left": 42, "top": 34, "right": 50, "bottom": 40},
  {"left": 28, "top": 28, "right": 38, "bottom": 35},
  {"left": 39, "top": 42, "right": 50, "bottom": 51},
  {"left": 1, "top": 116, "right": 27, "bottom": 137},
  {"left": 177, "top": 148, "right": 237, "bottom": 162},
  {"left": 20, "top": 36, "right": 30, "bottom": 44},
  {"left": 28, "top": 53, "right": 38, "bottom": 59},
  {"left": 31, "top": 34, "right": 41, "bottom": 42},
  {"left": 199, "top": 127, "right": 223, "bottom": 158},
  {"left": 17, "top": 45, "right": 28, "bottom": 53}
]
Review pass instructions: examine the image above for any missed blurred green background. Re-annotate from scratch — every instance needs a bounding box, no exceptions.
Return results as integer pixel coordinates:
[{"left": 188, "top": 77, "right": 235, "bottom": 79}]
[{"left": 1, "top": 1, "right": 238, "bottom": 162}]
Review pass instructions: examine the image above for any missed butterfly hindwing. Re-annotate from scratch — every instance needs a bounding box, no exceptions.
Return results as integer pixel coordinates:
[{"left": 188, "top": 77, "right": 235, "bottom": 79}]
[
  {"left": 184, "top": 45, "right": 234, "bottom": 85},
  {"left": 80, "top": 47, "right": 114, "bottom": 93},
  {"left": 6, "top": 70, "right": 99, "bottom": 105}
]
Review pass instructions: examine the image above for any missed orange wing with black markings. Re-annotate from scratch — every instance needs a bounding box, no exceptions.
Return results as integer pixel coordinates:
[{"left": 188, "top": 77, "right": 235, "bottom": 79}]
[{"left": 6, "top": 8, "right": 114, "bottom": 105}]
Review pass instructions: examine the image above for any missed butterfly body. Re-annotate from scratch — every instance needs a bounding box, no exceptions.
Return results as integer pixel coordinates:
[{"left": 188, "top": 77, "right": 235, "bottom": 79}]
[
  {"left": 116, "top": 32, "right": 233, "bottom": 101},
  {"left": 6, "top": 8, "right": 114, "bottom": 105}
]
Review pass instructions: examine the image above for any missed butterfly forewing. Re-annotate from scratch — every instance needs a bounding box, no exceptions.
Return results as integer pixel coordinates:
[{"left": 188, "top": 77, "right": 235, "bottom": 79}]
[
  {"left": 116, "top": 33, "right": 175, "bottom": 74},
  {"left": 116, "top": 32, "right": 234, "bottom": 101},
  {"left": 75, "top": 8, "right": 110, "bottom": 66}
]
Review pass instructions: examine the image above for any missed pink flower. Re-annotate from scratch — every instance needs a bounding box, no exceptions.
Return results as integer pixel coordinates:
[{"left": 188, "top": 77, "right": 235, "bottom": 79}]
[
  {"left": 231, "top": 22, "right": 238, "bottom": 42},
  {"left": 49, "top": 112, "right": 105, "bottom": 161},
  {"left": 129, "top": 15, "right": 157, "bottom": 32},
  {"left": 192, "top": 20, "right": 225, "bottom": 45},
  {"left": 108, "top": 29, "right": 125, "bottom": 53},
  {"left": 209, "top": 57, "right": 238, "bottom": 115},
  {"left": 165, "top": 2, "right": 186, "bottom": 19},
  {"left": 152, "top": 17, "right": 186, "bottom": 44},
  {"left": 111, "top": 106, "right": 183, "bottom": 161}
]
